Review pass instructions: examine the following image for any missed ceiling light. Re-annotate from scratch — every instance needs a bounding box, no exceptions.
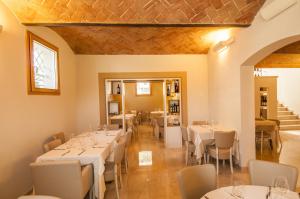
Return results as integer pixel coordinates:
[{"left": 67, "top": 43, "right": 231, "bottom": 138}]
[
  {"left": 205, "top": 29, "right": 231, "bottom": 44},
  {"left": 213, "top": 37, "right": 235, "bottom": 53}
]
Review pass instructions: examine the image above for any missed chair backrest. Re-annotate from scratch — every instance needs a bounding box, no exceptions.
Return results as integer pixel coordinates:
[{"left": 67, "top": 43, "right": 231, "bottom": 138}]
[
  {"left": 125, "top": 130, "right": 132, "bottom": 147},
  {"left": 214, "top": 131, "right": 235, "bottom": 149},
  {"left": 52, "top": 132, "right": 65, "bottom": 144},
  {"left": 108, "top": 124, "right": 119, "bottom": 130},
  {"left": 18, "top": 196, "right": 61, "bottom": 199},
  {"left": 249, "top": 160, "right": 298, "bottom": 191},
  {"left": 177, "top": 164, "right": 216, "bottom": 199},
  {"left": 192, "top": 120, "right": 208, "bottom": 125},
  {"left": 114, "top": 138, "right": 126, "bottom": 164},
  {"left": 181, "top": 126, "right": 188, "bottom": 142},
  {"left": 157, "top": 117, "right": 164, "bottom": 127},
  {"left": 255, "top": 125, "right": 275, "bottom": 133},
  {"left": 43, "top": 139, "right": 62, "bottom": 152},
  {"left": 30, "top": 160, "right": 83, "bottom": 199}
]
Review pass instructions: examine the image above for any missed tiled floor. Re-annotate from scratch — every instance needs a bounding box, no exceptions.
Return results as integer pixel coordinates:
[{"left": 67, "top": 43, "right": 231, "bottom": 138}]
[{"left": 104, "top": 125, "right": 250, "bottom": 199}]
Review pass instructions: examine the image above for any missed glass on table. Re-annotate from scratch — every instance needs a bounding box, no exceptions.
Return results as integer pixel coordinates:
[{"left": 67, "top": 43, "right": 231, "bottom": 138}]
[
  {"left": 271, "top": 176, "right": 290, "bottom": 197},
  {"left": 231, "top": 181, "right": 245, "bottom": 199}
]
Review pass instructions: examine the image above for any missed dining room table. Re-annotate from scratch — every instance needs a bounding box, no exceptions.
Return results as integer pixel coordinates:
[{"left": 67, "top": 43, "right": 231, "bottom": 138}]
[
  {"left": 36, "top": 129, "right": 123, "bottom": 199},
  {"left": 255, "top": 119, "right": 280, "bottom": 154},
  {"left": 200, "top": 185, "right": 299, "bottom": 199},
  {"left": 188, "top": 125, "right": 239, "bottom": 164}
]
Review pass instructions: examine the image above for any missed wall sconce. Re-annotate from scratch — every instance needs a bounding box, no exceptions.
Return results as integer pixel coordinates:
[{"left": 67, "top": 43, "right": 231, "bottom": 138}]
[
  {"left": 0, "top": 25, "right": 3, "bottom": 32},
  {"left": 213, "top": 36, "right": 235, "bottom": 53}
]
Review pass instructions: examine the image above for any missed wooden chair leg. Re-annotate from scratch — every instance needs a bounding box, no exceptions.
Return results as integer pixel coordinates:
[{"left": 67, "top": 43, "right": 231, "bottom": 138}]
[
  {"left": 118, "top": 164, "right": 123, "bottom": 188},
  {"left": 114, "top": 165, "right": 120, "bottom": 199},
  {"left": 230, "top": 148, "right": 233, "bottom": 174},
  {"left": 260, "top": 130, "right": 264, "bottom": 155},
  {"left": 124, "top": 150, "right": 128, "bottom": 173},
  {"left": 185, "top": 148, "right": 189, "bottom": 166},
  {"left": 216, "top": 148, "right": 219, "bottom": 175}
]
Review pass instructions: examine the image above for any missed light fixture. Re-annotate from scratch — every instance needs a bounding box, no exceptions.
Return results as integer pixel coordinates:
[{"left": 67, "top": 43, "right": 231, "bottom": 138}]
[
  {"left": 213, "top": 36, "right": 235, "bottom": 53},
  {"left": 0, "top": 25, "right": 2, "bottom": 32}
]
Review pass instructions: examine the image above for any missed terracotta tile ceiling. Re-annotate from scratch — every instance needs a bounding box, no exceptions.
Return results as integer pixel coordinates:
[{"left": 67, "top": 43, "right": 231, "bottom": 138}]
[{"left": 2, "top": 0, "right": 266, "bottom": 54}]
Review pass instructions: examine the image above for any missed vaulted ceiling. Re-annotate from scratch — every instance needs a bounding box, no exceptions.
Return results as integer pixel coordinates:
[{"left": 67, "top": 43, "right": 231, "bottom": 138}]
[
  {"left": 256, "top": 41, "right": 300, "bottom": 68},
  {"left": 2, "top": 0, "right": 266, "bottom": 54}
]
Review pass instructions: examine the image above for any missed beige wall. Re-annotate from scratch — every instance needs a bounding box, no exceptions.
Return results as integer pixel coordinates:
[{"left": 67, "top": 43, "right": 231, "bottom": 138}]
[
  {"left": 124, "top": 82, "right": 163, "bottom": 112},
  {"left": 261, "top": 68, "right": 300, "bottom": 116},
  {"left": 0, "top": 2, "right": 77, "bottom": 198},
  {"left": 208, "top": 0, "right": 300, "bottom": 167},
  {"left": 76, "top": 55, "right": 208, "bottom": 132}
]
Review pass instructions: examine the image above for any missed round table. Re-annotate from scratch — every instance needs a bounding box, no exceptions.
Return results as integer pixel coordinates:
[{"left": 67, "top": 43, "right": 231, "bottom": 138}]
[{"left": 201, "top": 185, "right": 299, "bottom": 199}]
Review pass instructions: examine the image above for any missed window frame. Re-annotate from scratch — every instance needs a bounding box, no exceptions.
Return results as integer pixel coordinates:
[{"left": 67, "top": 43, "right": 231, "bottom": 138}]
[
  {"left": 136, "top": 81, "right": 151, "bottom": 96},
  {"left": 27, "top": 31, "right": 60, "bottom": 95}
]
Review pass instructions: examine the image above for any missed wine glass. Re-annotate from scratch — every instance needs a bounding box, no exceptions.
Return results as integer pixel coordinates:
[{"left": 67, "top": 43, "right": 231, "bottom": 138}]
[
  {"left": 272, "top": 176, "right": 289, "bottom": 196},
  {"left": 232, "top": 181, "right": 245, "bottom": 198}
]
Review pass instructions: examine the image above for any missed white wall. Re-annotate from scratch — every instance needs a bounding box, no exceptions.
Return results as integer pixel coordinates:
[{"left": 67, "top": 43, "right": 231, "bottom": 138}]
[
  {"left": 76, "top": 55, "right": 209, "bottom": 132},
  {"left": 261, "top": 68, "right": 300, "bottom": 115},
  {"left": 0, "top": 2, "right": 77, "bottom": 198},
  {"left": 208, "top": 0, "right": 300, "bottom": 167}
]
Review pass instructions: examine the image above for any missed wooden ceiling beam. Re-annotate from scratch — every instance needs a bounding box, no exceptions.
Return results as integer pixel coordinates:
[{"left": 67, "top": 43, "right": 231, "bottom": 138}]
[{"left": 255, "top": 54, "right": 300, "bottom": 68}]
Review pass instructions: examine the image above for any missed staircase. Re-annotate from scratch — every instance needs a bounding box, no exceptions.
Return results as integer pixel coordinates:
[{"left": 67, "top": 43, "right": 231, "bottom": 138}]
[{"left": 278, "top": 103, "right": 300, "bottom": 131}]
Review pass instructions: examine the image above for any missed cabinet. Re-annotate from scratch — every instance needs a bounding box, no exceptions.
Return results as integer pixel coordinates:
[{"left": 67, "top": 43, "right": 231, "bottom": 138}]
[{"left": 255, "top": 76, "right": 278, "bottom": 119}]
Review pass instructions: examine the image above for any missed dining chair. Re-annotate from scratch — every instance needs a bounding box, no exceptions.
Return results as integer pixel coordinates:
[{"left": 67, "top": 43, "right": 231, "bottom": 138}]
[
  {"left": 108, "top": 124, "right": 119, "bottom": 130},
  {"left": 207, "top": 131, "right": 235, "bottom": 174},
  {"left": 153, "top": 119, "right": 160, "bottom": 139},
  {"left": 192, "top": 120, "right": 209, "bottom": 125},
  {"left": 268, "top": 119, "right": 282, "bottom": 148},
  {"left": 18, "top": 196, "right": 61, "bottom": 199},
  {"left": 52, "top": 132, "right": 66, "bottom": 144},
  {"left": 249, "top": 160, "right": 298, "bottom": 191},
  {"left": 30, "top": 160, "right": 94, "bottom": 199},
  {"left": 104, "top": 138, "right": 126, "bottom": 199},
  {"left": 123, "top": 129, "right": 133, "bottom": 173},
  {"left": 43, "top": 139, "right": 62, "bottom": 152},
  {"left": 255, "top": 125, "right": 274, "bottom": 155},
  {"left": 181, "top": 126, "right": 196, "bottom": 166},
  {"left": 177, "top": 164, "right": 216, "bottom": 199},
  {"left": 157, "top": 117, "right": 165, "bottom": 138}
]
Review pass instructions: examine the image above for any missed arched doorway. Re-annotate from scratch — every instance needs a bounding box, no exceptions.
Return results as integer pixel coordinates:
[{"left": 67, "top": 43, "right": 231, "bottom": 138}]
[{"left": 240, "top": 35, "right": 300, "bottom": 167}]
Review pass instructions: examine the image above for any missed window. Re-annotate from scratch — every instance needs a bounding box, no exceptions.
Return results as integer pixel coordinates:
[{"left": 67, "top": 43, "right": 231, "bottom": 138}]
[
  {"left": 136, "top": 82, "right": 151, "bottom": 95},
  {"left": 27, "top": 31, "right": 60, "bottom": 95}
]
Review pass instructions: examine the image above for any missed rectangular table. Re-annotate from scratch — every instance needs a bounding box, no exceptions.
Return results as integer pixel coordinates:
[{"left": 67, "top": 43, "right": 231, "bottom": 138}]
[
  {"left": 188, "top": 125, "right": 239, "bottom": 164},
  {"left": 255, "top": 119, "right": 279, "bottom": 153},
  {"left": 36, "top": 129, "right": 123, "bottom": 199}
]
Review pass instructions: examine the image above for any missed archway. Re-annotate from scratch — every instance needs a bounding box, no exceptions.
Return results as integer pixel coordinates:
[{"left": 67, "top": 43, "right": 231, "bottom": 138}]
[{"left": 240, "top": 34, "right": 300, "bottom": 165}]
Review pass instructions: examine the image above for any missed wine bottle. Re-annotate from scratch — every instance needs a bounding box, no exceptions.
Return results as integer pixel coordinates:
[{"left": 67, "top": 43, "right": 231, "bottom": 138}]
[{"left": 117, "top": 84, "right": 121, "bottom": 94}]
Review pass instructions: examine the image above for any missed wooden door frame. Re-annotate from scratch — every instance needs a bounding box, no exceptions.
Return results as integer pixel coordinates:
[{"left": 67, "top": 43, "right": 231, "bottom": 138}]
[{"left": 98, "top": 72, "right": 188, "bottom": 126}]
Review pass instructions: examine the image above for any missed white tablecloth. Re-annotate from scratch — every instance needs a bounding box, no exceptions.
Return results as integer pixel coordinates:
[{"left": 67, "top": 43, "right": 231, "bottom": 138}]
[
  {"left": 188, "top": 125, "right": 239, "bottom": 163},
  {"left": 36, "top": 129, "right": 123, "bottom": 199},
  {"left": 110, "top": 114, "right": 135, "bottom": 120},
  {"left": 201, "top": 185, "right": 298, "bottom": 199}
]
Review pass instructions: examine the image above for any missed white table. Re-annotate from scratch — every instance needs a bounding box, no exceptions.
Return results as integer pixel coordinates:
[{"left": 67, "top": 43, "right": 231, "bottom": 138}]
[
  {"left": 36, "top": 129, "right": 123, "bottom": 199},
  {"left": 110, "top": 114, "right": 135, "bottom": 120},
  {"left": 201, "top": 185, "right": 299, "bottom": 199},
  {"left": 188, "top": 125, "right": 239, "bottom": 163}
]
